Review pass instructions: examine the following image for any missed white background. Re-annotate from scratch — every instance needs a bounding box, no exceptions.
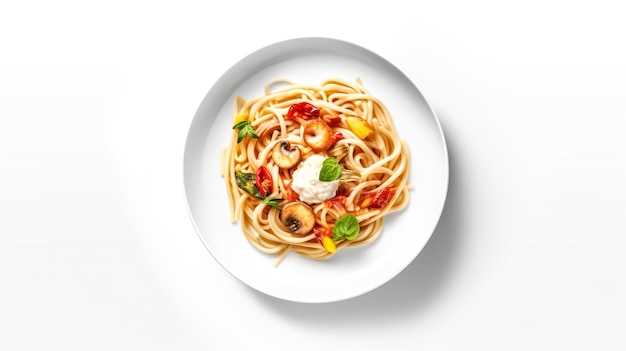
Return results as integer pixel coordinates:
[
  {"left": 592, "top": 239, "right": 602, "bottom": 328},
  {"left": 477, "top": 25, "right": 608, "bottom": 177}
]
[{"left": 1, "top": 1, "right": 625, "bottom": 350}]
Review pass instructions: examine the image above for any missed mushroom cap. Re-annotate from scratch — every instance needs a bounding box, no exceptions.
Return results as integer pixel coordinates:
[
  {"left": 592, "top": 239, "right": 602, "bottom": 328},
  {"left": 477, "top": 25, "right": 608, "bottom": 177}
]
[
  {"left": 272, "top": 140, "right": 302, "bottom": 169},
  {"left": 279, "top": 202, "right": 316, "bottom": 236}
]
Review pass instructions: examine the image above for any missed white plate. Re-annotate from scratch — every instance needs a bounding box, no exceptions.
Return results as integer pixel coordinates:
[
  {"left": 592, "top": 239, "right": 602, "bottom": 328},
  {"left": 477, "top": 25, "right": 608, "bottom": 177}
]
[{"left": 183, "top": 37, "right": 448, "bottom": 303}]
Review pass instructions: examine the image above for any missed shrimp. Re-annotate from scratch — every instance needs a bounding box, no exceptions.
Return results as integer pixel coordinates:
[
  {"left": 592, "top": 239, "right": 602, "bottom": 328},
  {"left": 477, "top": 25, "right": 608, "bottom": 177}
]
[{"left": 303, "top": 120, "right": 332, "bottom": 152}]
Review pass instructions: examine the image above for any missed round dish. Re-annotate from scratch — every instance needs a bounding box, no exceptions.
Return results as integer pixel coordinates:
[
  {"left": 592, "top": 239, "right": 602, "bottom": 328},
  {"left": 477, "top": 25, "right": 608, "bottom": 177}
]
[{"left": 183, "top": 37, "right": 448, "bottom": 303}]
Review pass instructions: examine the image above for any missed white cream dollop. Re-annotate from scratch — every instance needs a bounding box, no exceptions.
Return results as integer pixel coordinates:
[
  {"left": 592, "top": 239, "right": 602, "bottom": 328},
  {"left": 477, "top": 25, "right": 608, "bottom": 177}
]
[{"left": 291, "top": 154, "right": 339, "bottom": 204}]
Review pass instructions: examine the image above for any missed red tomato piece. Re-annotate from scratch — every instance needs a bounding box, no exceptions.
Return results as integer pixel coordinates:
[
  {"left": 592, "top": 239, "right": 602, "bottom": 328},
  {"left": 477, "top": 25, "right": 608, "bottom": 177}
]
[
  {"left": 329, "top": 132, "right": 344, "bottom": 147},
  {"left": 255, "top": 166, "right": 273, "bottom": 196},
  {"left": 286, "top": 102, "right": 320, "bottom": 121},
  {"left": 323, "top": 115, "right": 342, "bottom": 126},
  {"left": 283, "top": 182, "right": 299, "bottom": 202},
  {"left": 324, "top": 195, "right": 347, "bottom": 209},
  {"left": 361, "top": 185, "right": 397, "bottom": 209}
]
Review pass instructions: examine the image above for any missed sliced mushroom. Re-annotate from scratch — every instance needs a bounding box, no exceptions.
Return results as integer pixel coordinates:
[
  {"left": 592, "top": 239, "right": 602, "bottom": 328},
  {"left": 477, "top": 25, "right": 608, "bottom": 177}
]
[
  {"left": 280, "top": 202, "right": 316, "bottom": 236},
  {"left": 272, "top": 140, "right": 302, "bottom": 169},
  {"left": 303, "top": 120, "right": 332, "bottom": 152}
]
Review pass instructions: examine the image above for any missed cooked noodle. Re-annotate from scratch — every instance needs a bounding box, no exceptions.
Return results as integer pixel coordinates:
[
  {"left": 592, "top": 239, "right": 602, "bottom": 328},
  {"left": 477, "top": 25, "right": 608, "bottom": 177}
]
[{"left": 221, "top": 78, "right": 410, "bottom": 266}]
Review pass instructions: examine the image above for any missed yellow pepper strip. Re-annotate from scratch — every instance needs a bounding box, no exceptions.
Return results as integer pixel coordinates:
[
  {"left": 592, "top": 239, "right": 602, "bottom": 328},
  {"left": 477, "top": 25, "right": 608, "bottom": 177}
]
[
  {"left": 345, "top": 116, "right": 373, "bottom": 139},
  {"left": 360, "top": 197, "right": 372, "bottom": 208},
  {"left": 234, "top": 112, "right": 248, "bottom": 124},
  {"left": 322, "top": 236, "right": 336, "bottom": 253}
]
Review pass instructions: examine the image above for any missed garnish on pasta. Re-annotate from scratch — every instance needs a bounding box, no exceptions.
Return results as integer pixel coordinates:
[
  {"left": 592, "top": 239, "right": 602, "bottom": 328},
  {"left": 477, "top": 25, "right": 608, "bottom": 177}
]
[{"left": 220, "top": 78, "right": 410, "bottom": 266}]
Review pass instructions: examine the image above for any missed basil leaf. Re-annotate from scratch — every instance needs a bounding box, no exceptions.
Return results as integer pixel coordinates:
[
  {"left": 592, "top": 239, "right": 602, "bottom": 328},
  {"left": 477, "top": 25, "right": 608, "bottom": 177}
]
[
  {"left": 319, "top": 157, "right": 342, "bottom": 182},
  {"left": 235, "top": 171, "right": 262, "bottom": 198},
  {"left": 234, "top": 172, "right": 283, "bottom": 211},
  {"left": 232, "top": 120, "right": 249, "bottom": 129},
  {"left": 263, "top": 196, "right": 283, "bottom": 210},
  {"left": 232, "top": 121, "right": 259, "bottom": 143},
  {"left": 332, "top": 214, "right": 360, "bottom": 241},
  {"left": 237, "top": 130, "right": 246, "bottom": 143}
]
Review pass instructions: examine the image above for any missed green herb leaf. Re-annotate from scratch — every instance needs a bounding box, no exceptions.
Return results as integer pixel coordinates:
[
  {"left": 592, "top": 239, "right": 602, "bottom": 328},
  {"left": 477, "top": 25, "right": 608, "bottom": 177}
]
[
  {"left": 235, "top": 171, "right": 262, "bottom": 198},
  {"left": 319, "top": 157, "right": 342, "bottom": 182},
  {"left": 263, "top": 196, "right": 283, "bottom": 210},
  {"left": 232, "top": 121, "right": 259, "bottom": 143},
  {"left": 234, "top": 172, "right": 283, "bottom": 210},
  {"left": 332, "top": 214, "right": 360, "bottom": 241}
]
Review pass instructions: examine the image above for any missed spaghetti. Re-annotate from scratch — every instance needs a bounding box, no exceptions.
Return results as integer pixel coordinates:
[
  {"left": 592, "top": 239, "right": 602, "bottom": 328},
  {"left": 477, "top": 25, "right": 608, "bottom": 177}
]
[{"left": 220, "top": 78, "right": 410, "bottom": 266}]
